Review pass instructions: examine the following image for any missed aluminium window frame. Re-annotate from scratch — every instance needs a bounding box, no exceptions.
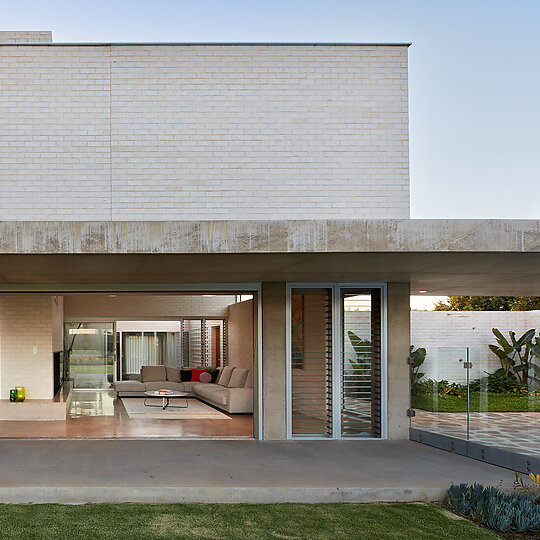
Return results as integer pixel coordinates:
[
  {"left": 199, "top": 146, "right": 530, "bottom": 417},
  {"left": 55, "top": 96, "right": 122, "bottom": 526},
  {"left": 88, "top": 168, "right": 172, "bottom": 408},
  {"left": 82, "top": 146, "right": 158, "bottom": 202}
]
[{"left": 286, "top": 283, "right": 388, "bottom": 440}]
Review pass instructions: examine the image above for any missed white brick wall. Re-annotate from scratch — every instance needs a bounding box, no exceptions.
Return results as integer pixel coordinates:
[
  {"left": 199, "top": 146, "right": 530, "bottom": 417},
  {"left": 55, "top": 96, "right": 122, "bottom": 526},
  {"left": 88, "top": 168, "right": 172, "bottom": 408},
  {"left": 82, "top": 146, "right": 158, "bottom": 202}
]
[
  {"left": 0, "top": 294, "right": 54, "bottom": 399},
  {"left": 411, "top": 311, "right": 540, "bottom": 384},
  {"left": 0, "top": 44, "right": 409, "bottom": 220},
  {"left": 0, "top": 31, "right": 52, "bottom": 43}
]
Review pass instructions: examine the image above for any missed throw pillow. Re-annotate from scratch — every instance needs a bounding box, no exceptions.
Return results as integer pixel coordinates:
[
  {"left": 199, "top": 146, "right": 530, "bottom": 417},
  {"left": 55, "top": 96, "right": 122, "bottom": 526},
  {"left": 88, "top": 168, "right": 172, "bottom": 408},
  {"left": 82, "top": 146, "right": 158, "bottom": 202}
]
[
  {"left": 208, "top": 368, "right": 220, "bottom": 383},
  {"left": 199, "top": 371, "right": 212, "bottom": 383},
  {"left": 180, "top": 369, "right": 192, "bottom": 382},
  {"left": 191, "top": 368, "right": 208, "bottom": 382}
]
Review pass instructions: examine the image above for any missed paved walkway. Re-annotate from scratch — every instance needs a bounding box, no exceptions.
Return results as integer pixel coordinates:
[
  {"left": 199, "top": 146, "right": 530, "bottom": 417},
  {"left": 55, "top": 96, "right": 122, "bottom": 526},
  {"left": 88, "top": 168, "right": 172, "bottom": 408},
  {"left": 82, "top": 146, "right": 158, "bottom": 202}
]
[
  {"left": 413, "top": 411, "right": 540, "bottom": 456},
  {"left": 0, "top": 439, "right": 516, "bottom": 504}
]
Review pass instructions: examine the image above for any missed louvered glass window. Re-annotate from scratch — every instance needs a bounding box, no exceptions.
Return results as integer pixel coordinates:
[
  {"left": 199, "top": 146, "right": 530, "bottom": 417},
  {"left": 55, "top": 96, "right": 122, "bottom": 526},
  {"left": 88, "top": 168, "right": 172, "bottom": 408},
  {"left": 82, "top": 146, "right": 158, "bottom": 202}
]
[
  {"left": 290, "top": 288, "right": 333, "bottom": 437},
  {"left": 182, "top": 320, "right": 203, "bottom": 367},
  {"left": 204, "top": 319, "right": 226, "bottom": 368},
  {"left": 341, "top": 289, "right": 382, "bottom": 437}
]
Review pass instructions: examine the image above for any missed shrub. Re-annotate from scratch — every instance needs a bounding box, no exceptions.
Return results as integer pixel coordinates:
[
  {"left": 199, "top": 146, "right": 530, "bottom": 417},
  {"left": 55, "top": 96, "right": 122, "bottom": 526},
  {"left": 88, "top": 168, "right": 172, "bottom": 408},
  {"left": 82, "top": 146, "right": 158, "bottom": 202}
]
[{"left": 446, "top": 483, "right": 540, "bottom": 533}]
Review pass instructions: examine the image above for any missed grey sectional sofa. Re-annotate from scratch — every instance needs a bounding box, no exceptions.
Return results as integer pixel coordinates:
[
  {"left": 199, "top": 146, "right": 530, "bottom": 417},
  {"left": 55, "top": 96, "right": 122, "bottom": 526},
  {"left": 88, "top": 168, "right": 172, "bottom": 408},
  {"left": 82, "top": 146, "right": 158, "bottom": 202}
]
[{"left": 114, "top": 365, "right": 253, "bottom": 414}]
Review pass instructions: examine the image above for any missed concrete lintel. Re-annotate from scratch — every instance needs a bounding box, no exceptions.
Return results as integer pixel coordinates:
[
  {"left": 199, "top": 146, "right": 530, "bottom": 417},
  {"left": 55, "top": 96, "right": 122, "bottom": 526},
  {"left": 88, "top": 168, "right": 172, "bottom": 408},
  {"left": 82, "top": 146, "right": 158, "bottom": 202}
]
[{"left": 0, "top": 219, "right": 538, "bottom": 255}]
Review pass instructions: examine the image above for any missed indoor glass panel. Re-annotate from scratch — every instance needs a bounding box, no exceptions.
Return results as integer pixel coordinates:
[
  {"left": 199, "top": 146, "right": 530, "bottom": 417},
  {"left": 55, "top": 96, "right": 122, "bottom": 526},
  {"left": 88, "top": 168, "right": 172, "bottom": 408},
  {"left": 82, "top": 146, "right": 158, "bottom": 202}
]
[{"left": 64, "top": 322, "right": 114, "bottom": 389}]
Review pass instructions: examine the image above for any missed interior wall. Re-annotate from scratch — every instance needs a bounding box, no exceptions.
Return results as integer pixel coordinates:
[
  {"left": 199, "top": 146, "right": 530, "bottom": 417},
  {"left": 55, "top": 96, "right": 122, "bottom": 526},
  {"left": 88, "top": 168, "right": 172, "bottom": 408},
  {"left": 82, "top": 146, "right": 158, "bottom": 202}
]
[
  {"left": 0, "top": 294, "right": 54, "bottom": 399},
  {"left": 63, "top": 294, "right": 236, "bottom": 320},
  {"left": 227, "top": 299, "right": 254, "bottom": 370}
]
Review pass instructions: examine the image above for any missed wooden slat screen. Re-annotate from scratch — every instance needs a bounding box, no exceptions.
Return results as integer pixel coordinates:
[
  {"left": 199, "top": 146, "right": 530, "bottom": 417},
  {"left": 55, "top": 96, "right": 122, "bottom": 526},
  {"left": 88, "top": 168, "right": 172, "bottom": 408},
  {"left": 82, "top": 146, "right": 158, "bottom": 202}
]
[
  {"left": 291, "top": 288, "right": 333, "bottom": 437},
  {"left": 341, "top": 289, "right": 382, "bottom": 437}
]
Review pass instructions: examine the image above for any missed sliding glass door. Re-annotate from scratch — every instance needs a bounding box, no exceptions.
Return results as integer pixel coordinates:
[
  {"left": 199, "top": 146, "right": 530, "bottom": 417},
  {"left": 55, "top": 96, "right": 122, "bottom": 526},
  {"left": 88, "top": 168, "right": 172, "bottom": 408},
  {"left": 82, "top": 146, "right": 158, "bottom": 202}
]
[
  {"left": 64, "top": 322, "right": 115, "bottom": 389},
  {"left": 288, "top": 285, "right": 385, "bottom": 439}
]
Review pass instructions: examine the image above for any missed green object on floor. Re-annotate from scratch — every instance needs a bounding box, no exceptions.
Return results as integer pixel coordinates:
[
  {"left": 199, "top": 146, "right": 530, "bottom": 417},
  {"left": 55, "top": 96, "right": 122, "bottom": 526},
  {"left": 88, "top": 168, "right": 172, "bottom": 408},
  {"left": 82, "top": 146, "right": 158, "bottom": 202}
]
[
  {"left": 14, "top": 386, "right": 25, "bottom": 402},
  {"left": 0, "top": 502, "right": 499, "bottom": 539}
]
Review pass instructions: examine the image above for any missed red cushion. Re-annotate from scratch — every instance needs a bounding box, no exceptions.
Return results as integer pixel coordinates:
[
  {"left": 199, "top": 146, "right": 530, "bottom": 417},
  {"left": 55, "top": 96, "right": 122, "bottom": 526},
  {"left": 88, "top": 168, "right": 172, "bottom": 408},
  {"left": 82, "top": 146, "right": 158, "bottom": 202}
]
[{"left": 191, "top": 369, "right": 208, "bottom": 382}]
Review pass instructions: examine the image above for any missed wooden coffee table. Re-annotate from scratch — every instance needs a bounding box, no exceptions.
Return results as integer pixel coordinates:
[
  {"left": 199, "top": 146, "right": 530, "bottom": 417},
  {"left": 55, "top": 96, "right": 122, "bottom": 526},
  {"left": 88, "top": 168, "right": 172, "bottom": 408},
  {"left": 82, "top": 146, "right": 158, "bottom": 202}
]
[{"left": 144, "top": 390, "right": 188, "bottom": 410}]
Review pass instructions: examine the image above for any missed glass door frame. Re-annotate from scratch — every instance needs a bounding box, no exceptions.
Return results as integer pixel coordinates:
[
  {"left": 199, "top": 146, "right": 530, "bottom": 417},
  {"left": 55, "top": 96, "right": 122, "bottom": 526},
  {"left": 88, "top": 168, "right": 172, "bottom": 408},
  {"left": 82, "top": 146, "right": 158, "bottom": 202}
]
[
  {"left": 64, "top": 321, "right": 117, "bottom": 390},
  {"left": 285, "top": 283, "right": 388, "bottom": 440}
]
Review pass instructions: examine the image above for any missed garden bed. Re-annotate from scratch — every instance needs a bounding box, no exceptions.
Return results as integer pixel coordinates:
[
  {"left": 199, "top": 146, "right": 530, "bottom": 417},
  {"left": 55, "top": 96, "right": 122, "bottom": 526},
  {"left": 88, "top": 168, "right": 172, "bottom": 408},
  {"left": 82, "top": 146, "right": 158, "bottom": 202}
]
[{"left": 412, "top": 392, "right": 540, "bottom": 413}]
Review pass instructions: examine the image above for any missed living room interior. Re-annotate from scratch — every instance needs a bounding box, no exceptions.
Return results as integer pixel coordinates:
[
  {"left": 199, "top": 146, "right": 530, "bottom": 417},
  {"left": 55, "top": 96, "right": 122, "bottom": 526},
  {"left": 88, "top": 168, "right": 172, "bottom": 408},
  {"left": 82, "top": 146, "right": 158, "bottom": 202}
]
[{"left": 0, "top": 291, "right": 256, "bottom": 439}]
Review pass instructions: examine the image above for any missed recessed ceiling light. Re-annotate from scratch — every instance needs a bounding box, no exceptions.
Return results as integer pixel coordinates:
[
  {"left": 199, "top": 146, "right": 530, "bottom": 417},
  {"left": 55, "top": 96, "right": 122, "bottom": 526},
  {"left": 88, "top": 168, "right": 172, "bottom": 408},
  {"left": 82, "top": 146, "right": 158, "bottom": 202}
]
[
  {"left": 418, "top": 290, "right": 428, "bottom": 294},
  {"left": 109, "top": 294, "right": 117, "bottom": 298},
  {"left": 202, "top": 294, "right": 215, "bottom": 297}
]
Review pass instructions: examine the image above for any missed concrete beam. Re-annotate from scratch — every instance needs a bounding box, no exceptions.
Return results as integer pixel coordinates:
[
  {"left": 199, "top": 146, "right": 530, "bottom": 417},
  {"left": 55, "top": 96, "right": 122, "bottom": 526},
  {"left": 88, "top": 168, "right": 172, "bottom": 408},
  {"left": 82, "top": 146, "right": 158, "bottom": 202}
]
[{"left": 0, "top": 219, "right": 537, "bottom": 255}]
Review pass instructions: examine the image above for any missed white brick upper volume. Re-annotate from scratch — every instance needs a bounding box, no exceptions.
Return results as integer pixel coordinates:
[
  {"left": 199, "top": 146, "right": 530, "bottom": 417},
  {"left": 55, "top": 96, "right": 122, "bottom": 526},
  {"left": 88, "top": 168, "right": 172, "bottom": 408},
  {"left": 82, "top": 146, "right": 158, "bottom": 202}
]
[{"left": 0, "top": 43, "right": 409, "bottom": 220}]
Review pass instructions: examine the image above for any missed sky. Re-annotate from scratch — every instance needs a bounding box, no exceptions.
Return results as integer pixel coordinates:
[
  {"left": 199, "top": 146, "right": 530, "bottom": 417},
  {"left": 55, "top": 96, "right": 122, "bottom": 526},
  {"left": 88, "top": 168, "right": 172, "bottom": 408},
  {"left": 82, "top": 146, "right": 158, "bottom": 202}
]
[
  {"left": 2, "top": 0, "right": 539, "bottom": 220},
  {"left": 3, "top": 0, "right": 539, "bottom": 220}
]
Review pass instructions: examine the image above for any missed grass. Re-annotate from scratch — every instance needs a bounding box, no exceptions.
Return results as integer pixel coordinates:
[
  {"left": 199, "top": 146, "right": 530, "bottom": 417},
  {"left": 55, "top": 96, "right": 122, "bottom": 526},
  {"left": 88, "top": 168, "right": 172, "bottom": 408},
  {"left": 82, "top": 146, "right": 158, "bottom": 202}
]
[
  {"left": 69, "top": 365, "right": 114, "bottom": 375},
  {"left": 0, "top": 502, "right": 500, "bottom": 540},
  {"left": 412, "top": 392, "right": 540, "bottom": 412}
]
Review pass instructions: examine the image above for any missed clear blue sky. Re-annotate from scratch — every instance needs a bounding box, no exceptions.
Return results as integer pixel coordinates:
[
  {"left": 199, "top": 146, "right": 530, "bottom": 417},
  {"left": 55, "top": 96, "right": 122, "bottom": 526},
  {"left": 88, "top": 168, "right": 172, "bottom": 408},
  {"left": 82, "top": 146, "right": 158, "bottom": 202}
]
[{"left": 3, "top": 0, "right": 539, "bottom": 219}]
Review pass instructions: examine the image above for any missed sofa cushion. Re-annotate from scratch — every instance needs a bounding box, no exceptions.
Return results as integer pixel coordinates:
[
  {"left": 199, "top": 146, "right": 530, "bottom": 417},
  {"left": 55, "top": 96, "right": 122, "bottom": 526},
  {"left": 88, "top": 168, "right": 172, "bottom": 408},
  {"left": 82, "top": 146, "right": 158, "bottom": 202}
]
[
  {"left": 166, "top": 367, "right": 181, "bottom": 382},
  {"left": 181, "top": 381, "right": 199, "bottom": 392},
  {"left": 115, "top": 380, "right": 145, "bottom": 392},
  {"left": 180, "top": 369, "right": 192, "bottom": 382},
  {"left": 144, "top": 381, "right": 185, "bottom": 392},
  {"left": 217, "top": 366, "right": 235, "bottom": 387},
  {"left": 244, "top": 370, "right": 253, "bottom": 388},
  {"left": 196, "top": 385, "right": 229, "bottom": 406},
  {"left": 228, "top": 368, "right": 249, "bottom": 388},
  {"left": 140, "top": 365, "right": 167, "bottom": 382}
]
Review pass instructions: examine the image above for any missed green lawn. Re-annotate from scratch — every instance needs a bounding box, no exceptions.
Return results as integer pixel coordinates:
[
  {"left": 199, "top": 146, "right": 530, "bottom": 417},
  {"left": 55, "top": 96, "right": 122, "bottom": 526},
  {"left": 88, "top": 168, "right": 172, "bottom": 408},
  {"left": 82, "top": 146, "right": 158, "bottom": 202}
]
[
  {"left": 0, "top": 502, "right": 498, "bottom": 540},
  {"left": 412, "top": 391, "right": 540, "bottom": 412},
  {"left": 69, "top": 364, "right": 114, "bottom": 375}
]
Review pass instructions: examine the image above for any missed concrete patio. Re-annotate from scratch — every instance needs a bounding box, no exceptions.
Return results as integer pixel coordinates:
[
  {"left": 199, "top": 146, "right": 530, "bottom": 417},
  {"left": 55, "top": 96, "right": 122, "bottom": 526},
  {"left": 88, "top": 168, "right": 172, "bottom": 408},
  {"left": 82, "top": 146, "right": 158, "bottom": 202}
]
[{"left": 0, "top": 439, "right": 516, "bottom": 504}]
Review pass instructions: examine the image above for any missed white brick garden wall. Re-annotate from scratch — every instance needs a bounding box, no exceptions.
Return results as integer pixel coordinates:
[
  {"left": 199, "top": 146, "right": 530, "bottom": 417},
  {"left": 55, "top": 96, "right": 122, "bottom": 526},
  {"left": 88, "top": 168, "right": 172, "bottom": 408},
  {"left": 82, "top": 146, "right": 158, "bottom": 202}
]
[
  {"left": 411, "top": 311, "right": 540, "bottom": 384},
  {"left": 0, "top": 44, "right": 409, "bottom": 221}
]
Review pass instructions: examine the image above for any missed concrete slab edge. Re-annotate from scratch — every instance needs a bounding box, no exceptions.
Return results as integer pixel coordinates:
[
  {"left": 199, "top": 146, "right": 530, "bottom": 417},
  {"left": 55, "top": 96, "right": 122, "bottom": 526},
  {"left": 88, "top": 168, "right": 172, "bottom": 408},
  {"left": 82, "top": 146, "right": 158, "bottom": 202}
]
[{"left": 0, "top": 486, "right": 448, "bottom": 504}]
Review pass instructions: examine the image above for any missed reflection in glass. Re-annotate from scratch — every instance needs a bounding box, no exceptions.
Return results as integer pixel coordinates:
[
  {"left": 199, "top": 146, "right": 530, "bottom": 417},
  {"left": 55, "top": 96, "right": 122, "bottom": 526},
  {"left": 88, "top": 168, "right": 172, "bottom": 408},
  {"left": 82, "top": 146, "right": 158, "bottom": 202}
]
[
  {"left": 341, "top": 290, "right": 382, "bottom": 437},
  {"left": 64, "top": 322, "right": 114, "bottom": 389}
]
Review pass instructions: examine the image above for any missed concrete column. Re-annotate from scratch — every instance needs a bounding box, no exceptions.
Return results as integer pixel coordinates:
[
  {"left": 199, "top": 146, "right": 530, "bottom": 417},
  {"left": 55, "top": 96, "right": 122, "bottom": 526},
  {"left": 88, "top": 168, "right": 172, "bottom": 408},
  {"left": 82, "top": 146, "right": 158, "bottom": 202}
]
[
  {"left": 387, "top": 283, "right": 411, "bottom": 440},
  {"left": 261, "top": 282, "right": 287, "bottom": 440}
]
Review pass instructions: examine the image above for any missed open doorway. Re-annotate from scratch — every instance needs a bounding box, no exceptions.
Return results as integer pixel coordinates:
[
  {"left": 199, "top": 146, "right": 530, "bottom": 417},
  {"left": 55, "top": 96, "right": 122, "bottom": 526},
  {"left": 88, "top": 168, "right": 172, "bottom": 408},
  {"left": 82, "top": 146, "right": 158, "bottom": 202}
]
[{"left": 0, "top": 291, "right": 257, "bottom": 439}]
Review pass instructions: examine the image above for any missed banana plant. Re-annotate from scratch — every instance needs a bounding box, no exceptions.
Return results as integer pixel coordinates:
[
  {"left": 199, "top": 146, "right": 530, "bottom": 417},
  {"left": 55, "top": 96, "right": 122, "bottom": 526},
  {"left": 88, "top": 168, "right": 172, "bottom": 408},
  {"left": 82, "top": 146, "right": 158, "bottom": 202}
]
[
  {"left": 409, "top": 345, "right": 427, "bottom": 386},
  {"left": 530, "top": 336, "right": 540, "bottom": 382},
  {"left": 347, "top": 330, "right": 371, "bottom": 375},
  {"left": 488, "top": 328, "right": 536, "bottom": 384}
]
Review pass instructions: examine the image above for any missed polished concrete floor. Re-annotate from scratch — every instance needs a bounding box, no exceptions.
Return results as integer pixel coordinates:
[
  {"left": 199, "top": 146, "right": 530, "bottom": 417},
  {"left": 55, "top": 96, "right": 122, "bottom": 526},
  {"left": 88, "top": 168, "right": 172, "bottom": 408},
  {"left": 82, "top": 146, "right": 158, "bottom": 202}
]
[
  {"left": 0, "top": 439, "right": 517, "bottom": 503},
  {"left": 0, "top": 390, "right": 253, "bottom": 439}
]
